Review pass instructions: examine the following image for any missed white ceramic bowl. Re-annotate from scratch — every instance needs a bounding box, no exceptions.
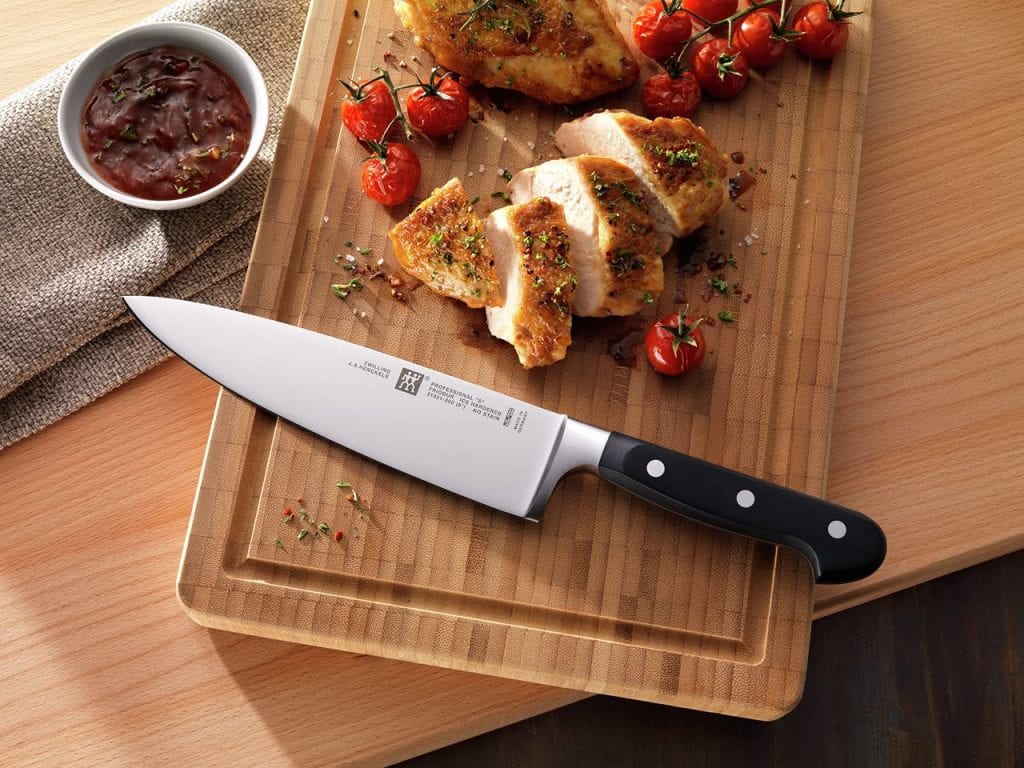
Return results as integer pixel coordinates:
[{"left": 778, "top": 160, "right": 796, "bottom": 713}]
[{"left": 57, "top": 22, "right": 268, "bottom": 210}]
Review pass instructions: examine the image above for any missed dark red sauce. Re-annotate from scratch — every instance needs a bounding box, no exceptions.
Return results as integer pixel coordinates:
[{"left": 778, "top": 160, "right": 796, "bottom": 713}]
[{"left": 81, "top": 46, "right": 251, "bottom": 200}]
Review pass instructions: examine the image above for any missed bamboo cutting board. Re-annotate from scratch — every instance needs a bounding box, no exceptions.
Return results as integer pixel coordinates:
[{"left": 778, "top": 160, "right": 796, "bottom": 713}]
[{"left": 177, "top": 0, "right": 871, "bottom": 718}]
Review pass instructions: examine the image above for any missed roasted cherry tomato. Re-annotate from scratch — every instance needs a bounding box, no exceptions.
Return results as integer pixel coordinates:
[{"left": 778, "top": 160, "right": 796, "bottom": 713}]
[
  {"left": 645, "top": 310, "right": 706, "bottom": 376},
  {"left": 744, "top": 0, "right": 781, "bottom": 10},
  {"left": 792, "top": 1, "right": 860, "bottom": 60},
  {"left": 405, "top": 71, "right": 470, "bottom": 139},
  {"left": 632, "top": 1, "right": 693, "bottom": 61},
  {"left": 731, "top": 9, "right": 787, "bottom": 68},
  {"left": 340, "top": 78, "right": 397, "bottom": 143},
  {"left": 683, "top": 0, "right": 738, "bottom": 25},
  {"left": 691, "top": 38, "right": 750, "bottom": 99},
  {"left": 642, "top": 70, "right": 702, "bottom": 118},
  {"left": 360, "top": 142, "right": 421, "bottom": 206}
]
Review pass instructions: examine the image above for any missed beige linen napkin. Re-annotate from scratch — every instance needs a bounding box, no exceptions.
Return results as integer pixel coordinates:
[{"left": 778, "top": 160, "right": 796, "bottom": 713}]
[{"left": 0, "top": 0, "right": 309, "bottom": 449}]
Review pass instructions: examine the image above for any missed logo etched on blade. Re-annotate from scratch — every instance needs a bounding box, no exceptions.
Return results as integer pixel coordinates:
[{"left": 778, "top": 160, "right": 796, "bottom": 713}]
[{"left": 395, "top": 367, "right": 424, "bottom": 396}]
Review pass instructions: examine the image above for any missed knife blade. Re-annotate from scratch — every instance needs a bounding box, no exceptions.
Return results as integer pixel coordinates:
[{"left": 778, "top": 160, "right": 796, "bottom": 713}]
[{"left": 124, "top": 296, "right": 886, "bottom": 584}]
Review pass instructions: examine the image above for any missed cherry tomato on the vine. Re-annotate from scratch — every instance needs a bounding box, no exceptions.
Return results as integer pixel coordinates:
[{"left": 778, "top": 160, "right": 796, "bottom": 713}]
[
  {"left": 691, "top": 38, "right": 750, "bottom": 99},
  {"left": 405, "top": 72, "right": 470, "bottom": 139},
  {"left": 645, "top": 310, "right": 707, "bottom": 376},
  {"left": 360, "top": 142, "right": 421, "bottom": 206},
  {"left": 340, "top": 78, "right": 397, "bottom": 143},
  {"left": 743, "top": 0, "right": 781, "bottom": 11},
  {"left": 731, "top": 9, "right": 787, "bottom": 68},
  {"left": 792, "top": 1, "right": 860, "bottom": 60},
  {"left": 683, "top": 0, "right": 738, "bottom": 25},
  {"left": 632, "top": 1, "right": 693, "bottom": 61},
  {"left": 642, "top": 70, "right": 702, "bottom": 118}
]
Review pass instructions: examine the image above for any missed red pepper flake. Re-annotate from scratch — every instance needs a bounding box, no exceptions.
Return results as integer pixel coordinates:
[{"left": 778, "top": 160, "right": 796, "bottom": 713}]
[
  {"left": 297, "top": 496, "right": 305, "bottom": 504},
  {"left": 333, "top": 530, "right": 344, "bottom": 542},
  {"left": 282, "top": 507, "right": 293, "bottom": 517}
]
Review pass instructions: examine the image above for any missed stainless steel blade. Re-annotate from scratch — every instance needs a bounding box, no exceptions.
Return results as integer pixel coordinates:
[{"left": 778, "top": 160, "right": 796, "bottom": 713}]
[{"left": 124, "top": 296, "right": 608, "bottom": 519}]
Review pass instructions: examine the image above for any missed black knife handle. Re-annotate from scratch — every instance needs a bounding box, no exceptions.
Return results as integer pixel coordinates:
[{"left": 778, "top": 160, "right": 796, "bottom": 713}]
[{"left": 597, "top": 432, "right": 886, "bottom": 584}]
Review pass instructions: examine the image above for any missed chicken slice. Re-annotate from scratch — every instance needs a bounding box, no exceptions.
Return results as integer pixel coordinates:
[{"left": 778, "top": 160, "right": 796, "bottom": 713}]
[
  {"left": 393, "top": 0, "right": 638, "bottom": 104},
  {"left": 485, "top": 197, "right": 576, "bottom": 368},
  {"left": 508, "top": 156, "right": 665, "bottom": 317},
  {"left": 388, "top": 178, "right": 500, "bottom": 308},
  {"left": 554, "top": 110, "right": 729, "bottom": 238}
]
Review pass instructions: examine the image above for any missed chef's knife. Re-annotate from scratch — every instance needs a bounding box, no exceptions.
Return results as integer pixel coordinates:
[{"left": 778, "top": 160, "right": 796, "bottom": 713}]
[{"left": 125, "top": 296, "right": 886, "bottom": 584}]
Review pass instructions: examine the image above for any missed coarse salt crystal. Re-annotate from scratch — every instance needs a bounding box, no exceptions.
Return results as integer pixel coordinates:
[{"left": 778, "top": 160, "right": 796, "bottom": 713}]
[
  {"left": 527, "top": 141, "right": 535, "bottom": 150},
  {"left": 345, "top": 254, "right": 355, "bottom": 262},
  {"left": 478, "top": 164, "right": 485, "bottom": 173},
  {"left": 497, "top": 168, "right": 506, "bottom": 176},
  {"left": 398, "top": 59, "right": 406, "bottom": 68},
  {"left": 743, "top": 235, "right": 754, "bottom": 246},
  {"left": 387, "top": 32, "right": 395, "bottom": 39},
  {"left": 467, "top": 172, "right": 474, "bottom": 177},
  {"left": 376, "top": 258, "right": 385, "bottom": 265},
  {"left": 803, "top": 198, "right": 810, "bottom": 204},
  {"left": 346, "top": 38, "right": 353, "bottom": 45}
]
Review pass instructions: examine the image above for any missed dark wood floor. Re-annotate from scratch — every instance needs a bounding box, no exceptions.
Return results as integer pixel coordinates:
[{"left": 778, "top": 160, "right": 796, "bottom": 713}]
[{"left": 399, "top": 549, "right": 1024, "bottom": 768}]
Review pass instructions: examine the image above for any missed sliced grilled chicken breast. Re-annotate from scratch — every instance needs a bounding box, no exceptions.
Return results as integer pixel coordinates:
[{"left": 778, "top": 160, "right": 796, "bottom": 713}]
[
  {"left": 393, "top": 0, "right": 638, "bottom": 104},
  {"left": 508, "top": 156, "right": 665, "bottom": 317},
  {"left": 554, "top": 111, "right": 729, "bottom": 238},
  {"left": 389, "top": 178, "right": 500, "bottom": 308},
  {"left": 485, "top": 198, "right": 576, "bottom": 368}
]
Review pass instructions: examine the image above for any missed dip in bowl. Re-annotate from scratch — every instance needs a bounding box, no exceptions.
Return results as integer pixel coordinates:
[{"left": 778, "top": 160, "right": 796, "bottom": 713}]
[{"left": 58, "top": 22, "right": 268, "bottom": 210}]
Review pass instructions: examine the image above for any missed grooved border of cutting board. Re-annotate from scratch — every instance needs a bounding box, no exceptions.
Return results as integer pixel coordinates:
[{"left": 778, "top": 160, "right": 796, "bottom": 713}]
[{"left": 176, "top": 0, "right": 871, "bottom": 719}]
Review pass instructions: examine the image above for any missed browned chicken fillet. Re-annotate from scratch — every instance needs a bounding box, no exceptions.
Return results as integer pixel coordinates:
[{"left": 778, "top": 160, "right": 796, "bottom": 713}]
[
  {"left": 555, "top": 111, "right": 729, "bottom": 238},
  {"left": 393, "top": 0, "right": 639, "bottom": 104},
  {"left": 508, "top": 156, "right": 665, "bottom": 317},
  {"left": 485, "top": 197, "right": 577, "bottom": 368},
  {"left": 388, "top": 178, "right": 500, "bottom": 308}
]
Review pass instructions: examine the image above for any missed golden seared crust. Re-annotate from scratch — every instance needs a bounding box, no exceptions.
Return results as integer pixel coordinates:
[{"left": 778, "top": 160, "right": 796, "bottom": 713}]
[
  {"left": 388, "top": 178, "right": 500, "bottom": 308},
  {"left": 577, "top": 156, "right": 664, "bottom": 314},
  {"left": 619, "top": 114, "right": 729, "bottom": 234},
  {"left": 393, "top": 0, "right": 638, "bottom": 104},
  {"left": 507, "top": 197, "right": 576, "bottom": 367}
]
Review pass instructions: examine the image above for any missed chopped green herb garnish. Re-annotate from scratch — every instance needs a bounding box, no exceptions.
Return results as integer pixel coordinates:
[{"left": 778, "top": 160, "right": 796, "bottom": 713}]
[
  {"left": 727, "top": 254, "right": 739, "bottom": 268},
  {"left": 344, "top": 240, "right": 354, "bottom": 247},
  {"left": 709, "top": 275, "right": 729, "bottom": 295},
  {"left": 119, "top": 124, "right": 137, "bottom": 141},
  {"left": 358, "top": 246, "right": 372, "bottom": 255},
  {"left": 718, "top": 310, "right": 736, "bottom": 322},
  {"left": 274, "top": 538, "right": 286, "bottom": 550},
  {"left": 642, "top": 292, "right": 654, "bottom": 304},
  {"left": 491, "top": 191, "right": 511, "bottom": 202},
  {"left": 297, "top": 529, "right": 309, "bottom": 541},
  {"left": 501, "top": 169, "right": 513, "bottom": 182},
  {"left": 112, "top": 88, "right": 126, "bottom": 103},
  {"left": 331, "top": 278, "right": 364, "bottom": 299}
]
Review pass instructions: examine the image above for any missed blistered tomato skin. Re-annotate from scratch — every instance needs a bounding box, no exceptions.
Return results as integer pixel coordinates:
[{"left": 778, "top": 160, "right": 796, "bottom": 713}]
[
  {"left": 731, "top": 9, "right": 787, "bottom": 69},
  {"left": 360, "top": 143, "right": 421, "bottom": 206},
  {"left": 341, "top": 79, "right": 398, "bottom": 142},
  {"left": 793, "top": 1, "right": 855, "bottom": 60},
  {"left": 406, "top": 76, "right": 470, "bottom": 139},
  {"left": 632, "top": 1, "right": 694, "bottom": 61},
  {"left": 642, "top": 71, "right": 702, "bottom": 119},
  {"left": 81, "top": 46, "right": 252, "bottom": 200},
  {"left": 691, "top": 38, "right": 750, "bottom": 99}
]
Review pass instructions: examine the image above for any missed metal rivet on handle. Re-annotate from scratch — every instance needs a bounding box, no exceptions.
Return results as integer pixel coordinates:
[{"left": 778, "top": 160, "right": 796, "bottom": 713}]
[
  {"left": 736, "top": 490, "right": 755, "bottom": 508},
  {"left": 646, "top": 459, "right": 665, "bottom": 478},
  {"left": 828, "top": 520, "right": 848, "bottom": 539}
]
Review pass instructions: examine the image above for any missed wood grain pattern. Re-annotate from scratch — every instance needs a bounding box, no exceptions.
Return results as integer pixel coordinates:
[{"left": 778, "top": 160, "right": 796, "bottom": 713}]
[
  {"left": 175, "top": 0, "right": 871, "bottom": 718},
  {"left": 3, "top": 1, "right": 1023, "bottom": 766}
]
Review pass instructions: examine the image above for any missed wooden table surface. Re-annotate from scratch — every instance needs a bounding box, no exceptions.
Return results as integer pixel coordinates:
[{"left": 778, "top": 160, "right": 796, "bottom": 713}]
[{"left": 1, "top": 1, "right": 1022, "bottom": 766}]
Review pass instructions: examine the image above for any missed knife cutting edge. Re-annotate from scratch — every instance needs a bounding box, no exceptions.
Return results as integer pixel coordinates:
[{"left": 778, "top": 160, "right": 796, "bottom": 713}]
[{"left": 124, "top": 296, "right": 886, "bottom": 584}]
